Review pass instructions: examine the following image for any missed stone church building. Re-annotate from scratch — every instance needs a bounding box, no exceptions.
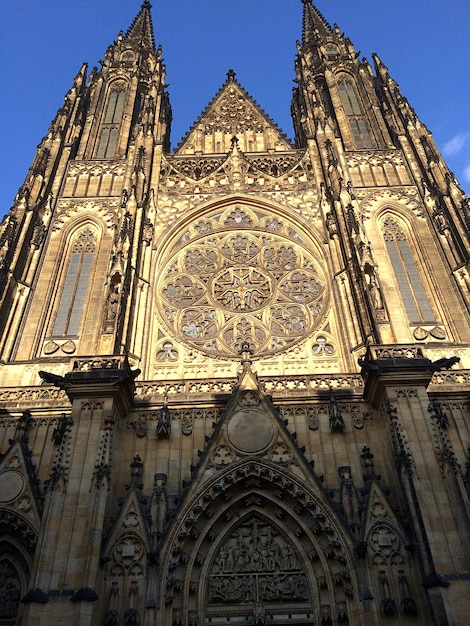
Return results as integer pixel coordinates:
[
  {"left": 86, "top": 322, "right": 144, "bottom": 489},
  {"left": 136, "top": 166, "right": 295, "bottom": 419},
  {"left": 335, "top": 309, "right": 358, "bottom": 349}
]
[{"left": 1, "top": 1, "right": 469, "bottom": 624}]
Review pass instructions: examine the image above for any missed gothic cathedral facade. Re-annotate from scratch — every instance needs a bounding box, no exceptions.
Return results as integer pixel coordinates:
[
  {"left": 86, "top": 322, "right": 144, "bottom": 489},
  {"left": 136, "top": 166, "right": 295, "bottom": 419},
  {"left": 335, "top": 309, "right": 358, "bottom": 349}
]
[{"left": 0, "top": 2, "right": 469, "bottom": 625}]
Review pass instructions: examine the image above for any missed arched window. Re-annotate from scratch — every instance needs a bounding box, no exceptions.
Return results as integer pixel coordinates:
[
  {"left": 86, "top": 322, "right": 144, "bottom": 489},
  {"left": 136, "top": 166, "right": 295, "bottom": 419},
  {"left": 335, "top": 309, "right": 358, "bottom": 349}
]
[
  {"left": 96, "top": 83, "right": 127, "bottom": 159},
  {"left": 337, "top": 77, "right": 373, "bottom": 149},
  {"left": 121, "top": 51, "right": 135, "bottom": 65},
  {"left": 324, "top": 44, "right": 339, "bottom": 61},
  {"left": 382, "top": 217, "right": 435, "bottom": 322},
  {"left": 52, "top": 229, "right": 96, "bottom": 336}
]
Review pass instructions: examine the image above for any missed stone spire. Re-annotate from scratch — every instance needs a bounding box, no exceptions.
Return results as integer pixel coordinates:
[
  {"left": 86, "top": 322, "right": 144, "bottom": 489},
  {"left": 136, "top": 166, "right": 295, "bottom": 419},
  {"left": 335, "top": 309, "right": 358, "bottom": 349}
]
[
  {"left": 301, "top": 0, "right": 333, "bottom": 45},
  {"left": 124, "top": 0, "right": 156, "bottom": 50}
]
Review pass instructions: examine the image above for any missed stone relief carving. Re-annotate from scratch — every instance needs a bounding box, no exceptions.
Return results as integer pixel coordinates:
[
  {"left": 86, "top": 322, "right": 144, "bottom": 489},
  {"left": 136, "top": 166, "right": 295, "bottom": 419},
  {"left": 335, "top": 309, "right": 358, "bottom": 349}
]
[
  {"left": 356, "top": 187, "right": 422, "bottom": 220},
  {"left": 0, "top": 387, "right": 67, "bottom": 405},
  {"left": 51, "top": 199, "right": 119, "bottom": 231},
  {"left": 208, "top": 517, "right": 309, "bottom": 604},
  {"left": 0, "top": 560, "right": 21, "bottom": 620},
  {"left": 157, "top": 151, "right": 319, "bottom": 228},
  {"left": 279, "top": 403, "right": 369, "bottom": 431}
]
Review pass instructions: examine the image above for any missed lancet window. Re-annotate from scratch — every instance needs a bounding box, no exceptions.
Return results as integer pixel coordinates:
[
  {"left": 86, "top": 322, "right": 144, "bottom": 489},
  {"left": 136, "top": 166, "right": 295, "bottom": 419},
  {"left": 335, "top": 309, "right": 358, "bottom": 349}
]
[
  {"left": 337, "top": 76, "right": 373, "bottom": 149},
  {"left": 382, "top": 217, "right": 435, "bottom": 323},
  {"left": 96, "top": 82, "right": 127, "bottom": 159},
  {"left": 51, "top": 229, "right": 96, "bottom": 336}
]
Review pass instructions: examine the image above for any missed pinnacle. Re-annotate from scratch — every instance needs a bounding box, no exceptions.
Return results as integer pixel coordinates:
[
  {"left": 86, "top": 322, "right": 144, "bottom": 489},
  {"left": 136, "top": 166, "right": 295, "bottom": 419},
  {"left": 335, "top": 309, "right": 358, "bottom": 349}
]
[
  {"left": 302, "top": 0, "right": 333, "bottom": 44},
  {"left": 124, "top": 1, "right": 156, "bottom": 50}
]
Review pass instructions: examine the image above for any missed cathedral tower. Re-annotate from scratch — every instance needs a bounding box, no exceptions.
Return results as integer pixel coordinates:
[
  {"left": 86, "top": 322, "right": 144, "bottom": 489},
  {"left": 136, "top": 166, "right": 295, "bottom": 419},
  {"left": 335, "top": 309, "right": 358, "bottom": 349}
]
[{"left": 0, "top": 2, "right": 469, "bottom": 625}]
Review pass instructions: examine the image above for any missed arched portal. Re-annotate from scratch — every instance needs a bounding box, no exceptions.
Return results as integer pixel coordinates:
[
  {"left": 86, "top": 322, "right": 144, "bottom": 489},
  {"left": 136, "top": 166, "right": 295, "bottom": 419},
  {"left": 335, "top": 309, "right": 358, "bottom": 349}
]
[
  {"left": 158, "top": 459, "right": 364, "bottom": 626},
  {"left": 201, "top": 511, "right": 315, "bottom": 624}
]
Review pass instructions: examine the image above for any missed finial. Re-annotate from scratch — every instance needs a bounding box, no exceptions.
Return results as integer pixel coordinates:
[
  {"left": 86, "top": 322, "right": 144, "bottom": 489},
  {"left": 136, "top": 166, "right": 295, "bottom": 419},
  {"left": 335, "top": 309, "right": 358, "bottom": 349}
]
[
  {"left": 142, "top": 0, "right": 152, "bottom": 9},
  {"left": 239, "top": 342, "right": 254, "bottom": 368},
  {"left": 227, "top": 69, "right": 236, "bottom": 81}
]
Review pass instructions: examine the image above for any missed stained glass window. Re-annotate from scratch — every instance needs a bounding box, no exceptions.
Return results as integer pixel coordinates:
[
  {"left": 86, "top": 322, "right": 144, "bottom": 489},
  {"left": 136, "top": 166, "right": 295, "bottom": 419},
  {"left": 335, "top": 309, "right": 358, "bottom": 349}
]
[
  {"left": 382, "top": 217, "right": 435, "bottom": 322},
  {"left": 52, "top": 229, "right": 96, "bottom": 336},
  {"left": 96, "top": 84, "right": 126, "bottom": 159}
]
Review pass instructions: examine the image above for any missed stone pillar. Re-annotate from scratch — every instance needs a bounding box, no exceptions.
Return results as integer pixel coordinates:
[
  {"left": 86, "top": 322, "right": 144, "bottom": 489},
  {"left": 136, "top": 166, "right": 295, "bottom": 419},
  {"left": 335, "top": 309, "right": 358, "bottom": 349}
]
[
  {"left": 361, "top": 345, "right": 468, "bottom": 626},
  {"left": 22, "top": 357, "right": 137, "bottom": 626}
]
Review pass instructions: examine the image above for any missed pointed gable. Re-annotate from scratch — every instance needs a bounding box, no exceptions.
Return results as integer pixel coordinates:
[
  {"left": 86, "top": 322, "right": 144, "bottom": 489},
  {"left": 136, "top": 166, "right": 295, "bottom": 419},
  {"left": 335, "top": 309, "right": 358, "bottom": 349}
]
[
  {"left": 175, "top": 70, "right": 293, "bottom": 155},
  {"left": 0, "top": 438, "right": 43, "bottom": 551},
  {"left": 170, "top": 350, "right": 326, "bottom": 501}
]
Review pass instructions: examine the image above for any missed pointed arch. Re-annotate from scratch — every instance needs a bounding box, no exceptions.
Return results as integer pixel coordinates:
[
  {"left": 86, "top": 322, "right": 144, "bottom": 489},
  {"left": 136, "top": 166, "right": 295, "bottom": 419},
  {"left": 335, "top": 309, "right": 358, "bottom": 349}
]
[
  {"left": 96, "top": 80, "right": 128, "bottom": 159},
  {"left": 380, "top": 213, "right": 435, "bottom": 323},
  {"left": 365, "top": 518, "right": 420, "bottom": 618},
  {"left": 336, "top": 75, "right": 374, "bottom": 149},
  {"left": 158, "top": 459, "right": 364, "bottom": 626},
  {"left": 0, "top": 524, "right": 36, "bottom": 623},
  {"left": 101, "top": 528, "right": 148, "bottom": 626},
  {"left": 50, "top": 227, "right": 97, "bottom": 337},
  {"left": 0, "top": 552, "right": 23, "bottom": 621}
]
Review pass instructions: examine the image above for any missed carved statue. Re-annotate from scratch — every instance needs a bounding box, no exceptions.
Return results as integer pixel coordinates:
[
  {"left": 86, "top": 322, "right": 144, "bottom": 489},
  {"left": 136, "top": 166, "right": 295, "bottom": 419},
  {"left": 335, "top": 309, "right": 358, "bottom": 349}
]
[{"left": 156, "top": 405, "right": 171, "bottom": 438}]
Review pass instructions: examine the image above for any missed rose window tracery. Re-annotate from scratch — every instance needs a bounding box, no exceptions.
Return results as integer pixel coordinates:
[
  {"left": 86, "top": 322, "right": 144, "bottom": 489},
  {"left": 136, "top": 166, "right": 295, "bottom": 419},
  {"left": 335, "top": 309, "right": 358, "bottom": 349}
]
[{"left": 156, "top": 207, "right": 327, "bottom": 359}]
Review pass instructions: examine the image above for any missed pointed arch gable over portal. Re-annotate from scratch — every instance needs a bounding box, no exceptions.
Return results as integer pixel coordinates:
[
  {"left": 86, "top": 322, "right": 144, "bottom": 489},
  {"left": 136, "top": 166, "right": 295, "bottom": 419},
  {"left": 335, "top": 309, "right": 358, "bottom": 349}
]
[
  {"left": 158, "top": 458, "right": 362, "bottom": 626},
  {"left": 157, "top": 365, "right": 363, "bottom": 626}
]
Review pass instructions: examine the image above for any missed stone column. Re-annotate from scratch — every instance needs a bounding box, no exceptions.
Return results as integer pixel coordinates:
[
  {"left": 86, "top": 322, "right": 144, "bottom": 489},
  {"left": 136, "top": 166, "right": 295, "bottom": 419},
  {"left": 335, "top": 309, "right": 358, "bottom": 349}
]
[
  {"left": 22, "top": 357, "right": 137, "bottom": 626},
  {"left": 361, "top": 346, "right": 468, "bottom": 626}
]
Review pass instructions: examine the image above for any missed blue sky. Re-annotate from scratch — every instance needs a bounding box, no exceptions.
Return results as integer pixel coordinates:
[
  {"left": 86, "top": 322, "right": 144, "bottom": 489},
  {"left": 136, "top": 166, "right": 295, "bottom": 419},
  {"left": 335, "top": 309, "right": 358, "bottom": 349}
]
[{"left": 1, "top": 0, "right": 469, "bottom": 215}]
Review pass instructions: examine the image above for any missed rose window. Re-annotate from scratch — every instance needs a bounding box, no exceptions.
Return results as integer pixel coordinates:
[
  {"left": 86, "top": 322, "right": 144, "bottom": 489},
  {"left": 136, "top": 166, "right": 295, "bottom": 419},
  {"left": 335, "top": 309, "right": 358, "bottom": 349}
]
[{"left": 156, "top": 208, "right": 327, "bottom": 359}]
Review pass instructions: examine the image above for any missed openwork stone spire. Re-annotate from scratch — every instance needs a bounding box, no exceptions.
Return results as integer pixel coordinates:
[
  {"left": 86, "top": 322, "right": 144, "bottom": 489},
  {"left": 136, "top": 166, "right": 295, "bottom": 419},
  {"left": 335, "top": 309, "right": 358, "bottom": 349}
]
[
  {"left": 301, "top": 0, "right": 333, "bottom": 45},
  {"left": 124, "top": 1, "right": 156, "bottom": 50}
]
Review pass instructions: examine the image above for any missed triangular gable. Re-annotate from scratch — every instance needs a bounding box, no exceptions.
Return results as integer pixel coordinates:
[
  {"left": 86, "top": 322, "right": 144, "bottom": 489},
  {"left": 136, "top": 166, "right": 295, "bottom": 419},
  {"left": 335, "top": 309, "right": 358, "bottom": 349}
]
[
  {"left": 175, "top": 70, "right": 294, "bottom": 155},
  {"left": 181, "top": 356, "right": 321, "bottom": 491},
  {"left": 0, "top": 438, "right": 43, "bottom": 550},
  {"left": 156, "top": 357, "right": 359, "bottom": 619},
  {"left": 102, "top": 482, "right": 151, "bottom": 562}
]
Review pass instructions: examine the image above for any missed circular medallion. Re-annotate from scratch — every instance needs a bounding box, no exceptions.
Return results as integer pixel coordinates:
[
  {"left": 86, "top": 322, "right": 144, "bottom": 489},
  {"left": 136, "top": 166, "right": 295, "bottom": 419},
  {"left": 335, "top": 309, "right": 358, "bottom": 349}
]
[
  {"left": 227, "top": 409, "right": 274, "bottom": 453},
  {"left": 0, "top": 471, "right": 24, "bottom": 502},
  {"left": 156, "top": 207, "right": 327, "bottom": 359}
]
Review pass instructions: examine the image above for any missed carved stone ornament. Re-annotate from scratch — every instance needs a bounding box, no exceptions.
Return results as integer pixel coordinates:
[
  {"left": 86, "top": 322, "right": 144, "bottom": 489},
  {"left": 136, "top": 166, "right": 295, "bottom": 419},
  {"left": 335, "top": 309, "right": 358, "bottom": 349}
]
[
  {"left": 227, "top": 409, "right": 274, "bottom": 453},
  {"left": 156, "top": 205, "right": 327, "bottom": 359},
  {"left": 208, "top": 516, "right": 309, "bottom": 605},
  {"left": 0, "top": 471, "right": 24, "bottom": 503},
  {"left": 0, "top": 560, "right": 21, "bottom": 619}
]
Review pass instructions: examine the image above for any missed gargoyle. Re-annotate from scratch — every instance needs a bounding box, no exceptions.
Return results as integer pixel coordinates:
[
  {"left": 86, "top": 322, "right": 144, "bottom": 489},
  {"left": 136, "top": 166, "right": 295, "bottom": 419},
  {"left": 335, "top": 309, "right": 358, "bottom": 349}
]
[
  {"left": 427, "top": 356, "right": 460, "bottom": 373},
  {"left": 39, "top": 370, "right": 69, "bottom": 390}
]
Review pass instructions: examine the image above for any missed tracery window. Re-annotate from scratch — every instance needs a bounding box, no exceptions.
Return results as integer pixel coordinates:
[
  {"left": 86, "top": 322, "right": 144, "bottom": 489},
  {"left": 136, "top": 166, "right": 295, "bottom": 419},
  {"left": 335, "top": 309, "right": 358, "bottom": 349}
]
[
  {"left": 382, "top": 217, "right": 435, "bottom": 323},
  {"left": 324, "top": 44, "right": 339, "bottom": 60},
  {"left": 121, "top": 51, "right": 135, "bottom": 65},
  {"left": 52, "top": 229, "right": 96, "bottom": 336},
  {"left": 337, "top": 77, "right": 373, "bottom": 149},
  {"left": 96, "top": 82, "right": 127, "bottom": 159},
  {"left": 155, "top": 206, "right": 327, "bottom": 359}
]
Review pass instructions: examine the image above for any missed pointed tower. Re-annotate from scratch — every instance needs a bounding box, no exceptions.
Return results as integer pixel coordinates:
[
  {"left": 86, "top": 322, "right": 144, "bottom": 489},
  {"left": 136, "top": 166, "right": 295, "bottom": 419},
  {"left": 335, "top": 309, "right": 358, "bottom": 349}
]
[
  {"left": 292, "top": 0, "right": 470, "bottom": 350},
  {"left": 0, "top": 1, "right": 171, "bottom": 371},
  {"left": 1, "top": 3, "right": 470, "bottom": 626}
]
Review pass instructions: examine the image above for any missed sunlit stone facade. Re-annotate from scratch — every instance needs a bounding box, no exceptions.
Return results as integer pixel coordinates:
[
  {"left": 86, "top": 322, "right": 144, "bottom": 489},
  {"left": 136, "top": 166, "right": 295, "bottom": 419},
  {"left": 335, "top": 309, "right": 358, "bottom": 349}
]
[{"left": 0, "top": 2, "right": 469, "bottom": 625}]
